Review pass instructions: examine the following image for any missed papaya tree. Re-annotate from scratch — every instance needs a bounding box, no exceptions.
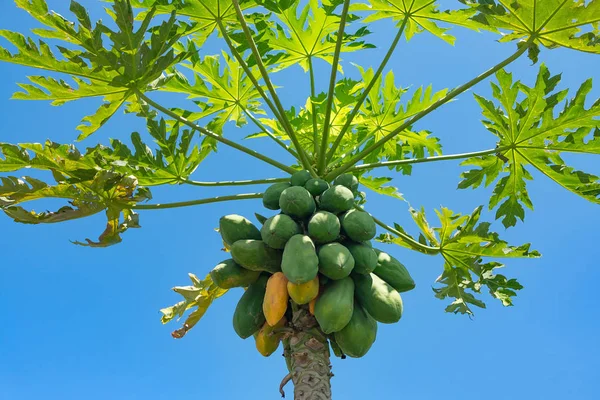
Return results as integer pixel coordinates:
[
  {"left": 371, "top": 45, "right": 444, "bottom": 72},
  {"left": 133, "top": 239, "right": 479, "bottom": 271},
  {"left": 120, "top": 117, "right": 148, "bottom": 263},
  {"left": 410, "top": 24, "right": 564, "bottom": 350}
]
[{"left": 1, "top": 0, "right": 599, "bottom": 398}]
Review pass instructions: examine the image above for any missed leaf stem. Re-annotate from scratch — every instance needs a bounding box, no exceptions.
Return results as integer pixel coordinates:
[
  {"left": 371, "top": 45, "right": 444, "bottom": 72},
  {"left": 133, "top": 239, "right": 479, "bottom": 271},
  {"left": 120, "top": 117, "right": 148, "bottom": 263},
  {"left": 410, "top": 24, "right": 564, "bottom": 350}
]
[
  {"left": 308, "top": 56, "right": 319, "bottom": 160},
  {"left": 135, "top": 90, "right": 295, "bottom": 174},
  {"left": 133, "top": 193, "right": 263, "bottom": 210},
  {"left": 325, "top": 40, "right": 534, "bottom": 181},
  {"left": 183, "top": 177, "right": 289, "bottom": 187},
  {"left": 243, "top": 109, "right": 299, "bottom": 158},
  {"left": 231, "top": 0, "right": 317, "bottom": 177},
  {"left": 326, "top": 15, "right": 410, "bottom": 164},
  {"left": 317, "top": 0, "right": 351, "bottom": 175},
  {"left": 348, "top": 147, "right": 506, "bottom": 172}
]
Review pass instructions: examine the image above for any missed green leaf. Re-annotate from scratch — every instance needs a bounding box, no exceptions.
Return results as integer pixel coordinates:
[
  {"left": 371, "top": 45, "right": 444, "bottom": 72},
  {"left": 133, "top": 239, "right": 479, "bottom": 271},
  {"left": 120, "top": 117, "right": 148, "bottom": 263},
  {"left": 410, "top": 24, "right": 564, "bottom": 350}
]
[
  {"left": 355, "top": 0, "right": 486, "bottom": 44},
  {"left": 461, "top": 65, "right": 600, "bottom": 227},
  {"left": 358, "top": 175, "right": 404, "bottom": 200},
  {"left": 471, "top": 0, "right": 600, "bottom": 61},
  {"left": 160, "top": 273, "right": 228, "bottom": 338}
]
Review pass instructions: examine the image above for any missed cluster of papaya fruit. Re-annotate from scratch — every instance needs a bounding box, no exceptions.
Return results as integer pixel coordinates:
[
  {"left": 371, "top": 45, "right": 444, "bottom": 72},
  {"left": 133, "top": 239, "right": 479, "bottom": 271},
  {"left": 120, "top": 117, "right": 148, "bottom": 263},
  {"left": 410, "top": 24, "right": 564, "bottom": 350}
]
[{"left": 210, "top": 170, "right": 415, "bottom": 358}]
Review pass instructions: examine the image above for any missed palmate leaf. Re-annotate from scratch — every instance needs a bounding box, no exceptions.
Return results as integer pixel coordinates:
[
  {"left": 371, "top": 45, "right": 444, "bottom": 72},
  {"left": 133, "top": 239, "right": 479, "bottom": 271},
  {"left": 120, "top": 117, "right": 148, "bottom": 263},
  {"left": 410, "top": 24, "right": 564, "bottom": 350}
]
[
  {"left": 355, "top": 0, "right": 486, "bottom": 44},
  {"left": 358, "top": 175, "right": 404, "bottom": 200},
  {"left": 470, "top": 0, "right": 600, "bottom": 61},
  {"left": 161, "top": 50, "right": 266, "bottom": 132},
  {"left": 377, "top": 206, "right": 540, "bottom": 314},
  {"left": 160, "top": 273, "right": 228, "bottom": 338},
  {"left": 460, "top": 65, "right": 600, "bottom": 227},
  {"left": 257, "top": 0, "right": 373, "bottom": 72},
  {"left": 2, "top": 0, "right": 186, "bottom": 139}
]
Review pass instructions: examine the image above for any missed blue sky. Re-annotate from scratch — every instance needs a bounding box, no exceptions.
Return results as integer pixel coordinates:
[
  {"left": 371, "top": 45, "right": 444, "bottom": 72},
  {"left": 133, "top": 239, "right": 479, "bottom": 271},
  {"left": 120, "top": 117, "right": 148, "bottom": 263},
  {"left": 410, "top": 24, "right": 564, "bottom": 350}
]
[{"left": 1, "top": 1, "right": 599, "bottom": 399}]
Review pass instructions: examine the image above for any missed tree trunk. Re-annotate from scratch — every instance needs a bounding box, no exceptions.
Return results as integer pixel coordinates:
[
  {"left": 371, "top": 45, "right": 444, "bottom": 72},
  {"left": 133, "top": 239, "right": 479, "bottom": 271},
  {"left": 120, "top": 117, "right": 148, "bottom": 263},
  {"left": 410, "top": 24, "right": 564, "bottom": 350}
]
[{"left": 283, "top": 308, "right": 333, "bottom": 400}]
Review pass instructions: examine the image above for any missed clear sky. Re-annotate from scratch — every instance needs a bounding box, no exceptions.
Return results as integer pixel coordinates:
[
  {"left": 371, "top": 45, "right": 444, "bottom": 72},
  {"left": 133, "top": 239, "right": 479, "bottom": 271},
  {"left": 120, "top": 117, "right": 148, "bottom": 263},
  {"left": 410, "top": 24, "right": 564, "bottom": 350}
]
[{"left": 1, "top": 1, "right": 599, "bottom": 399}]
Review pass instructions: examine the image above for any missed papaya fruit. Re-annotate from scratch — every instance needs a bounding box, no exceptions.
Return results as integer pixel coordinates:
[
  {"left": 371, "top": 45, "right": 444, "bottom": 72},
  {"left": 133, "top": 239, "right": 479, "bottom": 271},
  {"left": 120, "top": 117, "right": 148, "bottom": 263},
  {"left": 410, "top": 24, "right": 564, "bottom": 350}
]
[
  {"left": 340, "top": 209, "right": 376, "bottom": 242},
  {"left": 263, "top": 272, "right": 289, "bottom": 326},
  {"left": 314, "top": 277, "right": 355, "bottom": 334},
  {"left": 353, "top": 273, "right": 403, "bottom": 324},
  {"left": 333, "top": 173, "right": 359, "bottom": 192},
  {"left": 254, "top": 317, "right": 287, "bottom": 357},
  {"left": 318, "top": 243, "right": 355, "bottom": 280},
  {"left": 281, "top": 235, "right": 319, "bottom": 284},
  {"left": 219, "top": 214, "right": 261, "bottom": 246},
  {"left": 307, "top": 211, "right": 340, "bottom": 244},
  {"left": 263, "top": 182, "right": 291, "bottom": 210},
  {"left": 230, "top": 240, "right": 282, "bottom": 273},
  {"left": 279, "top": 186, "right": 316, "bottom": 219},
  {"left": 233, "top": 275, "right": 268, "bottom": 339},
  {"left": 309, "top": 297, "right": 317, "bottom": 315},
  {"left": 255, "top": 213, "right": 268, "bottom": 225},
  {"left": 334, "top": 302, "right": 377, "bottom": 358},
  {"left": 260, "top": 214, "right": 302, "bottom": 249},
  {"left": 319, "top": 185, "right": 354, "bottom": 214},
  {"left": 287, "top": 275, "right": 319, "bottom": 305},
  {"left": 373, "top": 249, "right": 415, "bottom": 293},
  {"left": 345, "top": 242, "right": 378, "bottom": 275},
  {"left": 210, "top": 259, "right": 260, "bottom": 289},
  {"left": 291, "top": 170, "right": 312, "bottom": 187},
  {"left": 305, "top": 178, "right": 330, "bottom": 196}
]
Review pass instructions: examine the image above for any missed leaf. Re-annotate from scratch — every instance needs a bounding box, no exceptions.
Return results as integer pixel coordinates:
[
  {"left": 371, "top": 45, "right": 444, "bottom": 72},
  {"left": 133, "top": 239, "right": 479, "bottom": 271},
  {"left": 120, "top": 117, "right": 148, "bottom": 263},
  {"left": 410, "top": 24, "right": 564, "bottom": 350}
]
[
  {"left": 471, "top": 0, "right": 600, "bottom": 61},
  {"left": 160, "top": 273, "right": 228, "bottom": 338},
  {"left": 358, "top": 175, "right": 404, "bottom": 200},
  {"left": 461, "top": 65, "right": 600, "bottom": 227},
  {"left": 355, "top": 0, "right": 486, "bottom": 44},
  {"left": 76, "top": 92, "right": 133, "bottom": 140}
]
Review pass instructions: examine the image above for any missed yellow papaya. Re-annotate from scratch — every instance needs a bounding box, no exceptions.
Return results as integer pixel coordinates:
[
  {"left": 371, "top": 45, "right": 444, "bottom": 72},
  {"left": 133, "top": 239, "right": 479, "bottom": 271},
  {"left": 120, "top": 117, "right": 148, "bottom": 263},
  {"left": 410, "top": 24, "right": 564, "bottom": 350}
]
[
  {"left": 263, "top": 272, "right": 289, "bottom": 326},
  {"left": 287, "top": 276, "right": 319, "bottom": 305},
  {"left": 254, "top": 317, "right": 287, "bottom": 357},
  {"left": 309, "top": 297, "right": 317, "bottom": 315}
]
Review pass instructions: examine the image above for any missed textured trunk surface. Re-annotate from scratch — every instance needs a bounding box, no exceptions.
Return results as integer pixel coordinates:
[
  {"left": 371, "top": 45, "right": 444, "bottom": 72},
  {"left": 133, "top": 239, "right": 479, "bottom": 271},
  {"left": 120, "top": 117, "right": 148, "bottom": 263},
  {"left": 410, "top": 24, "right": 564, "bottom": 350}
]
[{"left": 283, "top": 309, "right": 332, "bottom": 400}]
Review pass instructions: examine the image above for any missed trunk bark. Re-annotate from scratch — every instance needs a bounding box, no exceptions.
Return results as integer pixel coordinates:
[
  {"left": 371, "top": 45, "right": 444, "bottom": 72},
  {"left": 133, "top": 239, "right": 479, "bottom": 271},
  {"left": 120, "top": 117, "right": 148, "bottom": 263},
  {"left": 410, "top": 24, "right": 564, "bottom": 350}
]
[{"left": 283, "top": 308, "right": 333, "bottom": 400}]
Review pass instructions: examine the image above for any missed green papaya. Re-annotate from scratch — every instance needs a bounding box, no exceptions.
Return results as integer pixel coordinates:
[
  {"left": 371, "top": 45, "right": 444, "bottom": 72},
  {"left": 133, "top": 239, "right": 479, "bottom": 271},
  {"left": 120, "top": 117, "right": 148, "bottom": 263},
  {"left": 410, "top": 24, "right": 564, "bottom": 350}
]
[
  {"left": 373, "top": 249, "right": 415, "bottom": 293},
  {"left": 260, "top": 214, "right": 302, "bottom": 249},
  {"left": 307, "top": 211, "right": 340, "bottom": 244},
  {"left": 334, "top": 303, "right": 377, "bottom": 358},
  {"left": 230, "top": 240, "right": 282, "bottom": 273},
  {"left": 314, "top": 277, "right": 355, "bottom": 334},
  {"left": 233, "top": 275, "right": 268, "bottom": 339},
  {"left": 290, "top": 170, "right": 312, "bottom": 186},
  {"left": 318, "top": 243, "right": 355, "bottom": 280},
  {"left": 219, "top": 214, "right": 261, "bottom": 246},
  {"left": 279, "top": 186, "right": 316, "bottom": 219},
  {"left": 319, "top": 185, "right": 354, "bottom": 214},
  {"left": 353, "top": 273, "right": 402, "bottom": 323},
  {"left": 340, "top": 210, "right": 376, "bottom": 242},
  {"left": 333, "top": 173, "right": 359, "bottom": 192},
  {"left": 345, "top": 242, "right": 378, "bottom": 274},
  {"left": 210, "top": 259, "right": 261, "bottom": 289},
  {"left": 305, "top": 178, "right": 330, "bottom": 196},
  {"left": 263, "top": 183, "right": 291, "bottom": 210},
  {"left": 281, "top": 235, "right": 319, "bottom": 284}
]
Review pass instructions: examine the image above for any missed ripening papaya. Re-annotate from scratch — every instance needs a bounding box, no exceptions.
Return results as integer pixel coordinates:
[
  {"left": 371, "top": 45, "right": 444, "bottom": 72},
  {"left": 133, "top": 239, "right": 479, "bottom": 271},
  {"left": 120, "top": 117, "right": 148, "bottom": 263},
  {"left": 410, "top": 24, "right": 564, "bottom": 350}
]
[
  {"left": 281, "top": 235, "right": 319, "bottom": 284},
  {"left": 353, "top": 273, "right": 403, "bottom": 324},
  {"left": 263, "top": 182, "right": 291, "bottom": 210},
  {"left": 210, "top": 259, "right": 261, "bottom": 289},
  {"left": 345, "top": 242, "right": 378, "bottom": 274},
  {"left": 318, "top": 243, "right": 355, "bottom": 280},
  {"left": 340, "top": 209, "right": 376, "bottom": 242},
  {"left": 333, "top": 173, "right": 359, "bottom": 192},
  {"left": 373, "top": 249, "right": 415, "bottom": 293},
  {"left": 319, "top": 185, "right": 355, "bottom": 214},
  {"left": 334, "top": 302, "right": 377, "bottom": 358},
  {"left": 263, "top": 272, "right": 289, "bottom": 326},
  {"left": 287, "top": 275, "right": 319, "bottom": 305},
  {"left": 290, "top": 170, "right": 312, "bottom": 187},
  {"left": 305, "top": 178, "right": 330, "bottom": 196},
  {"left": 279, "top": 186, "right": 316, "bottom": 219},
  {"left": 219, "top": 215, "right": 261, "bottom": 246},
  {"left": 260, "top": 214, "right": 302, "bottom": 249},
  {"left": 314, "top": 277, "right": 355, "bottom": 334},
  {"left": 230, "top": 240, "right": 282, "bottom": 273},
  {"left": 254, "top": 317, "right": 287, "bottom": 357},
  {"left": 233, "top": 275, "right": 268, "bottom": 339},
  {"left": 309, "top": 296, "right": 317, "bottom": 315},
  {"left": 308, "top": 211, "right": 340, "bottom": 244}
]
